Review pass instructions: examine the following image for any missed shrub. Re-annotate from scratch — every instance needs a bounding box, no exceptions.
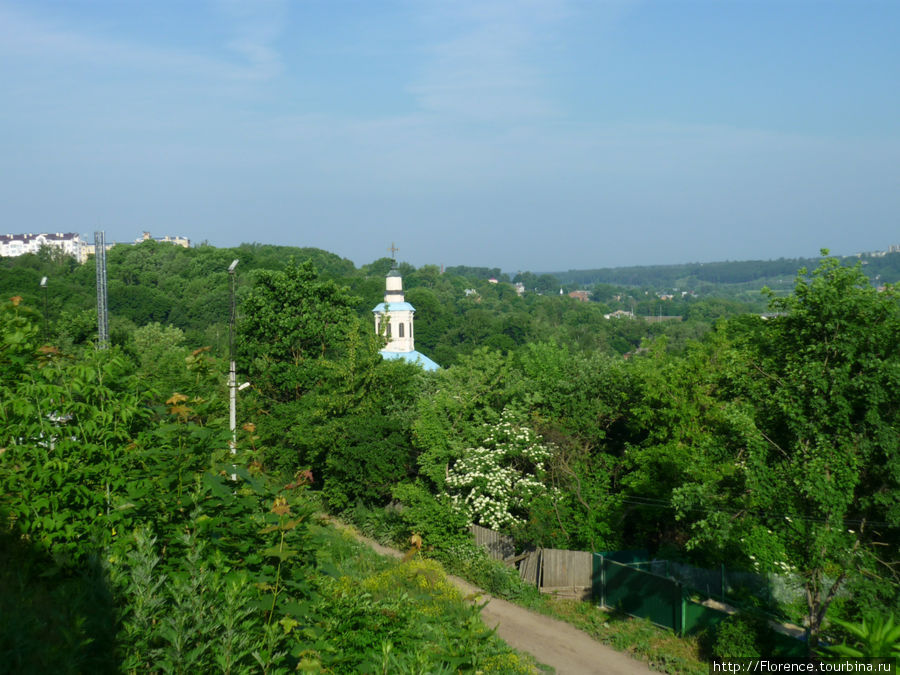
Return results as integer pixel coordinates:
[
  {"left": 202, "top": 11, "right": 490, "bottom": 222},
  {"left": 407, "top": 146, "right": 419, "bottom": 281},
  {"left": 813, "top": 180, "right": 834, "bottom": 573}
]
[
  {"left": 712, "top": 614, "right": 775, "bottom": 659},
  {"left": 391, "top": 481, "right": 471, "bottom": 551}
]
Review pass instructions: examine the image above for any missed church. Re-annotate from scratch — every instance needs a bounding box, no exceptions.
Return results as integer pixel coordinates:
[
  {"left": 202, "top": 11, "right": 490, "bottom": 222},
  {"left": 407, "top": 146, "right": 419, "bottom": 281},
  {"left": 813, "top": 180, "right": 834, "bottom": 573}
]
[{"left": 372, "top": 253, "right": 440, "bottom": 371}]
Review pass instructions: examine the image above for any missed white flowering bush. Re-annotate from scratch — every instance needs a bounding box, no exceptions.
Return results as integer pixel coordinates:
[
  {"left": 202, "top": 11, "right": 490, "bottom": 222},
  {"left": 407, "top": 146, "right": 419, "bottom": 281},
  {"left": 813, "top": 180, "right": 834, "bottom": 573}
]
[{"left": 444, "top": 408, "right": 552, "bottom": 531}]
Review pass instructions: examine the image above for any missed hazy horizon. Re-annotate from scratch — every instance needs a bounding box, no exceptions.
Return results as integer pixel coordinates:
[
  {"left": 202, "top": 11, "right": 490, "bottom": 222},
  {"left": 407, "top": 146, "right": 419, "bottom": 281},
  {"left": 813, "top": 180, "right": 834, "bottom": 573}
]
[{"left": 2, "top": 1, "right": 898, "bottom": 272}]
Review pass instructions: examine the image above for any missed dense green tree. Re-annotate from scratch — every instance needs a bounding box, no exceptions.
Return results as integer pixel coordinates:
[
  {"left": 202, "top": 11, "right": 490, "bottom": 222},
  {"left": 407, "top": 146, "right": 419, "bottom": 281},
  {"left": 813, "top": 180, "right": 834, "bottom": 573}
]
[
  {"left": 404, "top": 286, "right": 449, "bottom": 353},
  {"left": 237, "top": 261, "right": 361, "bottom": 473},
  {"left": 320, "top": 358, "right": 422, "bottom": 509},
  {"left": 518, "top": 343, "right": 632, "bottom": 550},
  {"left": 674, "top": 255, "right": 900, "bottom": 650},
  {"left": 444, "top": 265, "right": 507, "bottom": 282},
  {"left": 237, "top": 259, "right": 429, "bottom": 511},
  {"left": 131, "top": 322, "right": 190, "bottom": 393},
  {"left": 238, "top": 261, "right": 360, "bottom": 402},
  {"left": 413, "top": 348, "right": 522, "bottom": 488}
]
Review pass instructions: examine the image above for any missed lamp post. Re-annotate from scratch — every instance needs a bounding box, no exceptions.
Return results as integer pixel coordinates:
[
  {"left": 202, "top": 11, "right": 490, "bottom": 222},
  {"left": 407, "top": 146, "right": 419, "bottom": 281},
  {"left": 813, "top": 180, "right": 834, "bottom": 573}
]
[
  {"left": 40, "top": 276, "right": 48, "bottom": 342},
  {"left": 228, "top": 259, "right": 239, "bottom": 457}
]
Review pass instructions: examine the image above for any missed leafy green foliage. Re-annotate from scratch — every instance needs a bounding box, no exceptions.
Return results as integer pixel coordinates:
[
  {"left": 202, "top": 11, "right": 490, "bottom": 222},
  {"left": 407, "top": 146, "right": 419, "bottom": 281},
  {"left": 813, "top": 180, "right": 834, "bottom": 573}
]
[
  {"left": 711, "top": 614, "right": 775, "bottom": 660},
  {"left": 413, "top": 348, "right": 521, "bottom": 488},
  {"left": 2, "top": 297, "right": 527, "bottom": 672},
  {"left": 4, "top": 239, "right": 900, "bottom": 669},
  {"left": 1, "top": 351, "right": 154, "bottom": 564},
  {"left": 390, "top": 482, "right": 472, "bottom": 551},
  {"left": 237, "top": 261, "right": 424, "bottom": 507},
  {"left": 674, "top": 255, "right": 900, "bottom": 648},
  {"left": 0, "top": 530, "right": 118, "bottom": 674},
  {"left": 826, "top": 615, "right": 900, "bottom": 659},
  {"left": 239, "top": 260, "right": 360, "bottom": 402}
]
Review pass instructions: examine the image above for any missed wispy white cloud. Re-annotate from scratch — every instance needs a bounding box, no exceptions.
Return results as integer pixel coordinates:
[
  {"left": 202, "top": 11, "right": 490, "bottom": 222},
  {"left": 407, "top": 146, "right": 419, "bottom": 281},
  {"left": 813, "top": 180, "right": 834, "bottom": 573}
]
[
  {"left": 0, "top": 1, "right": 285, "bottom": 83},
  {"left": 214, "top": 0, "right": 288, "bottom": 81},
  {"left": 0, "top": 5, "right": 219, "bottom": 80},
  {"left": 408, "top": 0, "right": 569, "bottom": 121}
]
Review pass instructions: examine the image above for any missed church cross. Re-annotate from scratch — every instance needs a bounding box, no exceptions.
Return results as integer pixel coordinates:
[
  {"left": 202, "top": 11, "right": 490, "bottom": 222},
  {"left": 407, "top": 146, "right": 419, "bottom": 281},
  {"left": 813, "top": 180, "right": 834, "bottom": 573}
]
[{"left": 388, "top": 242, "right": 399, "bottom": 260}]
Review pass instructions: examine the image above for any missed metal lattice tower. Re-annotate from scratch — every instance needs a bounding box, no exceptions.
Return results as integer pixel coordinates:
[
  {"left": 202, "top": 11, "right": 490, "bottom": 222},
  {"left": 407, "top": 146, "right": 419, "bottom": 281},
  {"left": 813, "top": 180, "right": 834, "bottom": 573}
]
[{"left": 94, "top": 230, "right": 109, "bottom": 349}]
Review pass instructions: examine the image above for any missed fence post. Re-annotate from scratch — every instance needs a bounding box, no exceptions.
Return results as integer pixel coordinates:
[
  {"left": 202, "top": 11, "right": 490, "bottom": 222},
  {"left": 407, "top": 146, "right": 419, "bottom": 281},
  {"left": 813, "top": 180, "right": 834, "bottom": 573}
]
[
  {"left": 721, "top": 563, "right": 726, "bottom": 602},
  {"left": 538, "top": 548, "right": 544, "bottom": 591},
  {"left": 600, "top": 555, "right": 606, "bottom": 609}
]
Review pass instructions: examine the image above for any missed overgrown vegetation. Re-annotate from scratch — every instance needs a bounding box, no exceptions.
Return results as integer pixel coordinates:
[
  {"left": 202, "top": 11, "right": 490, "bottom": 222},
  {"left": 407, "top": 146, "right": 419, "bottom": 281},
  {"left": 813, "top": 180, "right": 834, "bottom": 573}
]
[
  {"left": 2, "top": 242, "right": 898, "bottom": 668},
  {"left": 0, "top": 295, "right": 540, "bottom": 673}
]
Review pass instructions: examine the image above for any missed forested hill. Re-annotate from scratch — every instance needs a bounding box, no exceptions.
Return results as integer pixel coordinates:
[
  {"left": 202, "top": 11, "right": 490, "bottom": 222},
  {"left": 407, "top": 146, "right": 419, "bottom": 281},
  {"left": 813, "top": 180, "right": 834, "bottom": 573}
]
[
  {"left": 0, "top": 240, "right": 772, "bottom": 365},
  {"left": 553, "top": 250, "right": 900, "bottom": 289},
  {"left": 2, "top": 240, "right": 897, "bottom": 370}
]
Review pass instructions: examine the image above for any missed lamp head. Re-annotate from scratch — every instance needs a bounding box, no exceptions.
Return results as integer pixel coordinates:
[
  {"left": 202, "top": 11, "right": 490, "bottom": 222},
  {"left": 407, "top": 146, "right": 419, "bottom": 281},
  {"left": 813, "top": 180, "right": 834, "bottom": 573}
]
[
  {"left": 228, "top": 259, "right": 239, "bottom": 273},
  {"left": 40, "top": 276, "right": 48, "bottom": 287}
]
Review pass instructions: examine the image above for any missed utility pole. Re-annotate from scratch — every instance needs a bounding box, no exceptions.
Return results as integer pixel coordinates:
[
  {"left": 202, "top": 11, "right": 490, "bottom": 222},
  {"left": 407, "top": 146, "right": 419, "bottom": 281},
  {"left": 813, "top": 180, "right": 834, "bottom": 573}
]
[
  {"left": 228, "top": 259, "right": 239, "bottom": 457},
  {"left": 40, "top": 276, "right": 48, "bottom": 342}
]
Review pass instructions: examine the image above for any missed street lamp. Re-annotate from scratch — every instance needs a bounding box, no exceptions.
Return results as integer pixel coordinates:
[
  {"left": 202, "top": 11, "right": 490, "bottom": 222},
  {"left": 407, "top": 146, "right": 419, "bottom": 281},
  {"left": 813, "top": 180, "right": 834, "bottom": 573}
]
[
  {"left": 40, "top": 276, "right": 48, "bottom": 341},
  {"left": 228, "top": 259, "right": 239, "bottom": 458}
]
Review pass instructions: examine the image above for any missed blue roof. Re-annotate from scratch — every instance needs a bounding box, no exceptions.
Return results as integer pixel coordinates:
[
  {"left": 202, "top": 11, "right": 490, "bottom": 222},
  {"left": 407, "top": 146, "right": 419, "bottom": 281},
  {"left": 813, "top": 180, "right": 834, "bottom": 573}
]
[
  {"left": 379, "top": 350, "right": 440, "bottom": 371},
  {"left": 372, "top": 302, "right": 416, "bottom": 313}
]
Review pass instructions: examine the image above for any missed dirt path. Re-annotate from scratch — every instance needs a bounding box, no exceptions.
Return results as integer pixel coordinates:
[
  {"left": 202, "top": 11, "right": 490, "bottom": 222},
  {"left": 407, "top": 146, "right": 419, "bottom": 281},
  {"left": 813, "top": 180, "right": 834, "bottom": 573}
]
[{"left": 334, "top": 521, "right": 652, "bottom": 675}]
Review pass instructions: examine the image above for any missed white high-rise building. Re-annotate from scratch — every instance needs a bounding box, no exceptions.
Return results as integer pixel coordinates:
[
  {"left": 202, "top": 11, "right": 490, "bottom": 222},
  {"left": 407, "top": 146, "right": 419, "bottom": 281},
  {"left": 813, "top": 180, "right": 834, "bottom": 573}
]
[{"left": 0, "top": 232, "right": 88, "bottom": 262}]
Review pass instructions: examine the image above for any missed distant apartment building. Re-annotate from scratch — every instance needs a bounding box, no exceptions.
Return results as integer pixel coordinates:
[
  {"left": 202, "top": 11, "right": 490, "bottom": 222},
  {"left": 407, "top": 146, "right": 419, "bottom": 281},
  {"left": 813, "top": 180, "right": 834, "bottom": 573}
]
[
  {"left": 1, "top": 230, "right": 190, "bottom": 264},
  {"left": 568, "top": 290, "right": 591, "bottom": 302},
  {"left": 0, "top": 232, "right": 88, "bottom": 263},
  {"left": 79, "top": 240, "right": 116, "bottom": 261},
  {"left": 136, "top": 231, "right": 190, "bottom": 248},
  {"left": 852, "top": 244, "right": 900, "bottom": 258}
]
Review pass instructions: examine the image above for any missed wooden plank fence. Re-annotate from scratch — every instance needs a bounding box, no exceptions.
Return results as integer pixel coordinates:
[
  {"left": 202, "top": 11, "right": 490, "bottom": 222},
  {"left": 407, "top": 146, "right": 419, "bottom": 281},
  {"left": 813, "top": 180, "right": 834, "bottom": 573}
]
[
  {"left": 470, "top": 524, "right": 515, "bottom": 562},
  {"left": 516, "top": 548, "right": 593, "bottom": 600},
  {"left": 538, "top": 548, "right": 593, "bottom": 600},
  {"left": 519, "top": 549, "right": 541, "bottom": 586},
  {"left": 470, "top": 525, "right": 593, "bottom": 599}
]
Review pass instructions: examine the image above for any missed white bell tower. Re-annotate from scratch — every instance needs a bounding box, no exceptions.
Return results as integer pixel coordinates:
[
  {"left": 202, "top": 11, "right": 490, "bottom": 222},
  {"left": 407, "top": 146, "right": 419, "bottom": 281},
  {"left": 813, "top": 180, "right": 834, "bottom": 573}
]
[{"left": 373, "top": 244, "right": 415, "bottom": 353}]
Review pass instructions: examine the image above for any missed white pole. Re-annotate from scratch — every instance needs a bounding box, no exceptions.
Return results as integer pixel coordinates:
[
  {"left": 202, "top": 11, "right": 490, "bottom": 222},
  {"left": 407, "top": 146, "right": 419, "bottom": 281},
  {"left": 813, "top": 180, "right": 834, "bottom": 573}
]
[
  {"left": 227, "top": 259, "right": 239, "bottom": 477},
  {"left": 229, "top": 359, "right": 237, "bottom": 455}
]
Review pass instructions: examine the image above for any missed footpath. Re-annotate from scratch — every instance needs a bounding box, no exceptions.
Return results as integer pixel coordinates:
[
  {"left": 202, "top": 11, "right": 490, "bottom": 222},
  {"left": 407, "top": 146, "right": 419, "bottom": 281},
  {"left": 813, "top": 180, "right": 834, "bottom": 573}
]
[{"left": 333, "top": 520, "right": 653, "bottom": 675}]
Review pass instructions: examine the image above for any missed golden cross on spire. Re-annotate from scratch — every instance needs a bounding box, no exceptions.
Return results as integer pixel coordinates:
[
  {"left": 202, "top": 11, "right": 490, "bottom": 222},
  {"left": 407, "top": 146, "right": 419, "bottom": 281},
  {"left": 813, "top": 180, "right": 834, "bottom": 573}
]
[{"left": 388, "top": 242, "right": 399, "bottom": 261}]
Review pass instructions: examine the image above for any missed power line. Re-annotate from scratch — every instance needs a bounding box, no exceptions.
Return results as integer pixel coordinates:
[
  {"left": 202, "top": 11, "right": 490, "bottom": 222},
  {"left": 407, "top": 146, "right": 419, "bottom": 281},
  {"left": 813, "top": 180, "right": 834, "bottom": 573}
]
[{"left": 618, "top": 496, "right": 895, "bottom": 528}]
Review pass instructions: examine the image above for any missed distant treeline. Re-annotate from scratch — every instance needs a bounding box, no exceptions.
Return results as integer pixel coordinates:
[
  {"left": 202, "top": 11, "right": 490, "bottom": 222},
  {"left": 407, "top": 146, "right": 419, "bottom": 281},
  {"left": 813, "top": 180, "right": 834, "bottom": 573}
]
[{"left": 554, "top": 251, "right": 900, "bottom": 288}]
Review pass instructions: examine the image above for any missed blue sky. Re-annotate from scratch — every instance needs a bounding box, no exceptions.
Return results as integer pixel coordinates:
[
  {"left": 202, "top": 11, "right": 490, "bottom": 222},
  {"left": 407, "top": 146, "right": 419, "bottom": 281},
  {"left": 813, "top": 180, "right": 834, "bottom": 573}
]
[{"left": 1, "top": 0, "right": 898, "bottom": 272}]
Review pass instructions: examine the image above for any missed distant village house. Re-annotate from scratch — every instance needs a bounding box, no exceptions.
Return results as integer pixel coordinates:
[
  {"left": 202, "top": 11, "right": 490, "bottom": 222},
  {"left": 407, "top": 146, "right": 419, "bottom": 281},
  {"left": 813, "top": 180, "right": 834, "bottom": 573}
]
[{"left": 604, "top": 309, "right": 635, "bottom": 319}]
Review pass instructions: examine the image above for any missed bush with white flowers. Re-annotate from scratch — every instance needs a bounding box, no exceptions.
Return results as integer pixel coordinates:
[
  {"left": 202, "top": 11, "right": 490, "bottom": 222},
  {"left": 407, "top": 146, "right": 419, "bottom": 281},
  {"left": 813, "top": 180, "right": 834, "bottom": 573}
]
[{"left": 444, "top": 408, "right": 552, "bottom": 531}]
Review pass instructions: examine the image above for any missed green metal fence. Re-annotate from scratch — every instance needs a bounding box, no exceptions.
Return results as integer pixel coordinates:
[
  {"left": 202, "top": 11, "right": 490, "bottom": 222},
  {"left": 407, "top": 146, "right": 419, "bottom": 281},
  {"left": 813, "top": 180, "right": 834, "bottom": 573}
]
[
  {"left": 595, "top": 552, "right": 800, "bottom": 607},
  {"left": 596, "top": 556, "right": 685, "bottom": 632},
  {"left": 592, "top": 554, "right": 807, "bottom": 656}
]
